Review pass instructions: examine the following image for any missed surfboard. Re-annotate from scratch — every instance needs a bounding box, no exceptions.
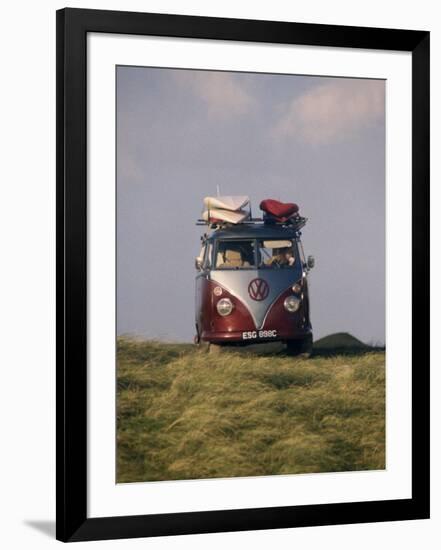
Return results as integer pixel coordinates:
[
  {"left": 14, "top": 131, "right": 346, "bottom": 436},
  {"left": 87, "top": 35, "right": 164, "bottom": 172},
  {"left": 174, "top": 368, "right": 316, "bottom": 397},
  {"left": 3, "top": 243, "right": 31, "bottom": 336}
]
[
  {"left": 202, "top": 208, "right": 250, "bottom": 224},
  {"left": 204, "top": 195, "right": 250, "bottom": 212}
]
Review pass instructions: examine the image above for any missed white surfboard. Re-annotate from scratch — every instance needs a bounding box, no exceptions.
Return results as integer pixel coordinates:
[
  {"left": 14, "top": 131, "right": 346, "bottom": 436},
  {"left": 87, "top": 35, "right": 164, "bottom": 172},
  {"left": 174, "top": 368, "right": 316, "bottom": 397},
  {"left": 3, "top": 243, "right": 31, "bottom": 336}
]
[
  {"left": 202, "top": 208, "right": 249, "bottom": 224},
  {"left": 203, "top": 195, "right": 250, "bottom": 212}
]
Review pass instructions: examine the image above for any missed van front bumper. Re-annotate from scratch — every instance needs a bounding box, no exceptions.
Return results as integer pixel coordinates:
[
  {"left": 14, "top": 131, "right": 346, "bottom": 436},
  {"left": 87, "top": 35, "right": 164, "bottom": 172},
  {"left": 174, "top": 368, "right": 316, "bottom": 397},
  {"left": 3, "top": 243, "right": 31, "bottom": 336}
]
[{"left": 201, "top": 326, "right": 312, "bottom": 344}]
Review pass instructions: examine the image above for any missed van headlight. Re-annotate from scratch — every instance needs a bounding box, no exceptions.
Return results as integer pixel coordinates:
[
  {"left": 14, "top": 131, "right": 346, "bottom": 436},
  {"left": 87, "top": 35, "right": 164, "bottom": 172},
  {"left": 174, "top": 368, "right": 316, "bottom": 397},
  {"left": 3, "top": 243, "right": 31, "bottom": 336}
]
[
  {"left": 217, "top": 298, "right": 233, "bottom": 316},
  {"left": 284, "top": 295, "right": 301, "bottom": 313}
]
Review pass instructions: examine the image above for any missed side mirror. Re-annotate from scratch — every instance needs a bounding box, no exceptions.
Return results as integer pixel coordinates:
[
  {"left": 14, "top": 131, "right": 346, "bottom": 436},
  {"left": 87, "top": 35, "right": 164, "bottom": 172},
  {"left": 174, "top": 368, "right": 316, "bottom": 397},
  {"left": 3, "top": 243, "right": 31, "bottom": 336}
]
[
  {"left": 307, "top": 255, "right": 315, "bottom": 269},
  {"left": 195, "top": 257, "right": 203, "bottom": 271}
]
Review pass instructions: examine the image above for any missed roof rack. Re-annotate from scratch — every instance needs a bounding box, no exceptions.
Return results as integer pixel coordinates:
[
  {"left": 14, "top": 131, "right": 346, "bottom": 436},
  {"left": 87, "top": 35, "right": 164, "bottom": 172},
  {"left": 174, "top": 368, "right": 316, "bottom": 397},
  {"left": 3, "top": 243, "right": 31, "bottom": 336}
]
[{"left": 196, "top": 215, "right": 307, "bottom": 232}]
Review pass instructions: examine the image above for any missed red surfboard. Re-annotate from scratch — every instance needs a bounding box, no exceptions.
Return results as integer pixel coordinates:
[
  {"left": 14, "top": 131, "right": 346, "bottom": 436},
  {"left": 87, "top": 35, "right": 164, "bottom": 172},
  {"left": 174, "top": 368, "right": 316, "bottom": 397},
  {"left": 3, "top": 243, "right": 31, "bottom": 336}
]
[{"left": 260, "top": 199, "right": 299, "bottom": 221}]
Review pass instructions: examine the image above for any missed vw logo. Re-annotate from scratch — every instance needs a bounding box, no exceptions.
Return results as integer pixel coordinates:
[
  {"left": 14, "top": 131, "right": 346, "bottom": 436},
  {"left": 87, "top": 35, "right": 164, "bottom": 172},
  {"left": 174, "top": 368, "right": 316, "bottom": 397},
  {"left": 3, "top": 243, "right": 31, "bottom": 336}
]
[{"left": 248, "top": 278, "right": 270, "bottom": 301}]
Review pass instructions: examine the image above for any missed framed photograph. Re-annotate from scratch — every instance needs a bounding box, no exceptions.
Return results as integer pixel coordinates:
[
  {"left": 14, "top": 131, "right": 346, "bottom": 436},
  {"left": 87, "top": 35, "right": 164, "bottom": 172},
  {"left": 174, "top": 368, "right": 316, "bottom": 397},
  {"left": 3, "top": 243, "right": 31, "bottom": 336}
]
[{"left": 56, "top": 8, "right": 430, "bottom": 542}]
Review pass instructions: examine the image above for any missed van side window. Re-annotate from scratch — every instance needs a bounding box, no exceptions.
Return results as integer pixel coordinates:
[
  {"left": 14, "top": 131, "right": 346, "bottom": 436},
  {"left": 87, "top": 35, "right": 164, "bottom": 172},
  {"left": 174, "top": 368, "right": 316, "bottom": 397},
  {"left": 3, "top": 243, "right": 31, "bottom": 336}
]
[{"left": 203, "top": 243, "right": 213, "bottom": 269}]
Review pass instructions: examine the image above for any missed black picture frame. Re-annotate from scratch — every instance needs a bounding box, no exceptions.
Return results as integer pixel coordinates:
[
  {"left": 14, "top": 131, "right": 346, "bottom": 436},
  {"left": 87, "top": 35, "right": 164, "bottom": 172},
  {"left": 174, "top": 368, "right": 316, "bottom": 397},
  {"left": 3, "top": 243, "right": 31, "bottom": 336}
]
[{"left": 56, "top": 8, "right": 430, "bottom": 542}]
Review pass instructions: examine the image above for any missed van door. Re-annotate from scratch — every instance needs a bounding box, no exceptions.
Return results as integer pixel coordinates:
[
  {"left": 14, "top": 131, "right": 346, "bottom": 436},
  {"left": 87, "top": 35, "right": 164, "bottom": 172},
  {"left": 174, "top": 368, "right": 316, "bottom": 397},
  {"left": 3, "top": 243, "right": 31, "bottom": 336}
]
[{"left": 195, "top": 242, "right": 212, "bottom": 333}]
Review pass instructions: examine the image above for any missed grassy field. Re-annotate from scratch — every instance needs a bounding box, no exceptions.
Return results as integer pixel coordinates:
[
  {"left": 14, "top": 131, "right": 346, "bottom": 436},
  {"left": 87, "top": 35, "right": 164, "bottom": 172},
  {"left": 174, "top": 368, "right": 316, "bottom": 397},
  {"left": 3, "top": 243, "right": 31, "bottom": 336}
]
[{"left": 117, "top": 338, "right": 385, "bottom": 483}]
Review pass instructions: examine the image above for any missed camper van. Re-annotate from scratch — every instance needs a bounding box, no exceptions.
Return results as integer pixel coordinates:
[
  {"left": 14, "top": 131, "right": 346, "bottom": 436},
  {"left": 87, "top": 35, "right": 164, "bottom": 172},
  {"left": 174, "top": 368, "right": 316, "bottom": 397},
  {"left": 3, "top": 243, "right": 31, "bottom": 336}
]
[{"left": 194, "top": 197, "right": 314, "bottom": 355}]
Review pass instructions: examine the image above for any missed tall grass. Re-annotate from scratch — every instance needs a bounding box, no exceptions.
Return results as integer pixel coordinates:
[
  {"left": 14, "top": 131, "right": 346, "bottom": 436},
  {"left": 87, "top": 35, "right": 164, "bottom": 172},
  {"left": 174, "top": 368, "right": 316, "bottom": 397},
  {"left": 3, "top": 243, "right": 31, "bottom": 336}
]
[{"left": 117, "top": 339, "right": 385, "bottom": 483}]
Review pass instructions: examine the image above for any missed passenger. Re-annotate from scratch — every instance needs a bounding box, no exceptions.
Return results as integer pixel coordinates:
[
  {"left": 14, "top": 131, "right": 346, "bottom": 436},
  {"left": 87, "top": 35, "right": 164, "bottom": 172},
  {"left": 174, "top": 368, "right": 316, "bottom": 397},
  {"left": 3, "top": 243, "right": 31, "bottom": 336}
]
[{"left": 238, "top": 244, "right": 253, "bottom": 267}]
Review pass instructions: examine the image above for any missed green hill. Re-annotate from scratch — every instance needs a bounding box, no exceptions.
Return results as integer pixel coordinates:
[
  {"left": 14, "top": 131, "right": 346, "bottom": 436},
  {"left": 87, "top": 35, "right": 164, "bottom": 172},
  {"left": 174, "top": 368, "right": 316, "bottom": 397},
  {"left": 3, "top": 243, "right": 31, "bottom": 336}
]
[
  {"left": 314, "top": 332, "right": 370, "bottom": 350},
  {"left": 117, "top": 338, "right": 385, "bottom": 483}
]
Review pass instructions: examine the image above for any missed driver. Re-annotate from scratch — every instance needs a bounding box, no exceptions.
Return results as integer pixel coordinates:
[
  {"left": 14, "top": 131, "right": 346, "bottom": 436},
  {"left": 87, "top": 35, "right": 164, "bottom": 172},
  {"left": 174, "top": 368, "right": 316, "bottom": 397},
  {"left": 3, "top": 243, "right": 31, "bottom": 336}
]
[{"left": 270, "top": 247, "right": 295, "bottom": 267}]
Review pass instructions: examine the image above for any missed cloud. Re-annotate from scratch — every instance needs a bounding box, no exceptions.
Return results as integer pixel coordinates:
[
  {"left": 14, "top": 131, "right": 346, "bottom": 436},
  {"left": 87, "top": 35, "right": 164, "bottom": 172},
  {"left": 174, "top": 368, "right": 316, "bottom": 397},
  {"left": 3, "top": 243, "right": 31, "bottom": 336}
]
[
  {"left": 273, "top": 79, "right": 384, "bottom": 145},
  {"left": 173, "top": 70, "right": 255, "bottom": 119}
]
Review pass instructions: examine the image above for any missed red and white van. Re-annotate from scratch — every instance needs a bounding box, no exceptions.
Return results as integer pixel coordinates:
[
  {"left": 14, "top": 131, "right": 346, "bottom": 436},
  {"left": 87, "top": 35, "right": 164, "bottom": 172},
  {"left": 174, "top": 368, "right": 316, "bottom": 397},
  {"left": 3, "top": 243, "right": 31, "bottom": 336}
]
[{"left": 194, "top": 204, "right": 314, "bottom": 355}]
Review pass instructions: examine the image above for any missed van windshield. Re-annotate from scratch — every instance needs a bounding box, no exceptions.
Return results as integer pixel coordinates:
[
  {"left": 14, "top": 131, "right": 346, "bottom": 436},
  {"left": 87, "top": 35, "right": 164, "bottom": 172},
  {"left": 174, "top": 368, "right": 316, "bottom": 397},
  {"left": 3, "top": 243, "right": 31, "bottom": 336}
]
[
  {"left": 215, "top": 240, "right": 256, "bottom": 269},
  {"left": 258, "top": 239, "right": 296, "bottom": 268},
  {"left": 213, "top": 239, "right": 296, "bottom": 269}
]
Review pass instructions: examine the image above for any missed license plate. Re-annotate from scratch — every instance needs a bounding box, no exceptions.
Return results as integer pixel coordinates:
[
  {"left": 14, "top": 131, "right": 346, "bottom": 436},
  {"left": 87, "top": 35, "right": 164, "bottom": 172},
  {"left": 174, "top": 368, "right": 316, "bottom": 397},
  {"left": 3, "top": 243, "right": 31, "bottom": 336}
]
[{"left": 242, "top": 330, "right": 277, "bottom": 340}]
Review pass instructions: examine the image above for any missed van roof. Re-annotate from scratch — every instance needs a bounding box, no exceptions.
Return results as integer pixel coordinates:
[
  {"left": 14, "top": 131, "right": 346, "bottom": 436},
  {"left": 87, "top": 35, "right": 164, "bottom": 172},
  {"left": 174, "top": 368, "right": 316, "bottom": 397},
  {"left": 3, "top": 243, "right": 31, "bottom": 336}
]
[{"left": 206, "top": 223, "right": 303, "bottom": 241}]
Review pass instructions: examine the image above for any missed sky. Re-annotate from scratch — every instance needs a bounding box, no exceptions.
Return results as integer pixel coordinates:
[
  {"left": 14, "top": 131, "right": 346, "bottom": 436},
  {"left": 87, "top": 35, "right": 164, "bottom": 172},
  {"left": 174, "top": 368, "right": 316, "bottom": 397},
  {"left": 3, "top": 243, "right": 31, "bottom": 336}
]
[{"left": 116, "top": 66, "right": 385, "bottom": 345}]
